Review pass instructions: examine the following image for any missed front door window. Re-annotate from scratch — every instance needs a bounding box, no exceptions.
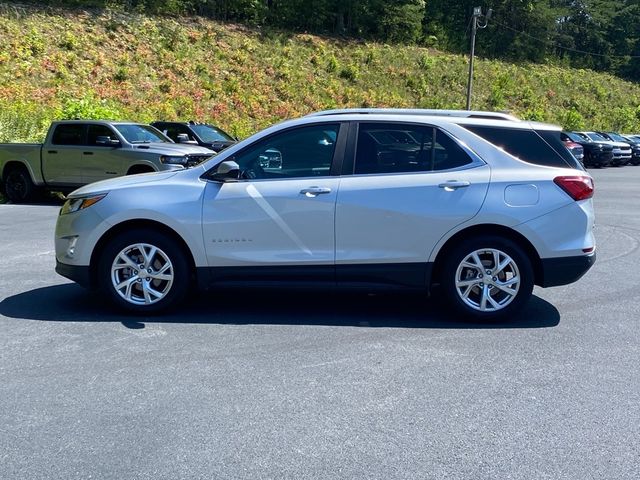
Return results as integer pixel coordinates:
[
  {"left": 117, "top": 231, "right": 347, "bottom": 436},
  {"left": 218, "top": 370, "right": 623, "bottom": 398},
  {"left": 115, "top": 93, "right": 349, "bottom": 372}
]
[{"left": 233, "top": 124, "right": 340, "bottom": 179}]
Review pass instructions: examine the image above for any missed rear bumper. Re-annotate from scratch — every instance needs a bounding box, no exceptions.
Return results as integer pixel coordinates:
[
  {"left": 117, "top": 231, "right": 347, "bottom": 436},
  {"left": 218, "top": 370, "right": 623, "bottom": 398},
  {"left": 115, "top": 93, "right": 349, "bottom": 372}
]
[
  {"left": 56, "top": 260, "right": 92, "bottom": 288},
  {"left": 540, "top": 252, "right": 596, "bottom": 287}
]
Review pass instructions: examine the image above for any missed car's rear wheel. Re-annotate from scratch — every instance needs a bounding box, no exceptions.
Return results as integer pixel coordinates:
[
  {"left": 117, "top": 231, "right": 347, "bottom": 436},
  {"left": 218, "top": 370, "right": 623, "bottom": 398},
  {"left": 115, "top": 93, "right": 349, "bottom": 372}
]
[
  {"left": 441, "top": 236, "right": 534, "bottom": 321},
  {"left": 98, "top": 229, "right": 190, "bottom": 313},
  {"left": 4, "top": 166, "right": 37, "bottom": 203}
]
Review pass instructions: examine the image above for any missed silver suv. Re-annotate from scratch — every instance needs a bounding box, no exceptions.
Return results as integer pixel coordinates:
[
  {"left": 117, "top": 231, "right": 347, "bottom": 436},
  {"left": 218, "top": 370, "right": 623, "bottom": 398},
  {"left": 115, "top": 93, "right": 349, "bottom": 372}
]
[{"left": 54, "top": 110, "right": 595, "bottom": 320}]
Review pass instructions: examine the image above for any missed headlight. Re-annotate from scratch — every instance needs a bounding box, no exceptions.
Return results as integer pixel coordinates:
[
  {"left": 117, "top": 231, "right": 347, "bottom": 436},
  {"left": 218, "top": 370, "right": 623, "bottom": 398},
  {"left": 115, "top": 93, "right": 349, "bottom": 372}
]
[
  {"left": 60, "top": 194, "right": 107, "bottom": 215},
  {"left": 160, "top": 155, "right": 187, "bottom": 165}
]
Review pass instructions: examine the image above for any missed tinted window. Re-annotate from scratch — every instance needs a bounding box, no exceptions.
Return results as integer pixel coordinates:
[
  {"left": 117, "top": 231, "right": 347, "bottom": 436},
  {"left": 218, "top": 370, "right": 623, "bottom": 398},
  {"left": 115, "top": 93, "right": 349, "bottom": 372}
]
[
  {"left": 585, "top": 132, "right": 607, "bottom": 142},
  {"left": 234, "top": 124, "right": 340, "bottom": 179},
  {"left": 52, "top": 124, "right": 84, "bottom": 145},
  {"left": 163, "top": 124, "right": 193, "bottom": 142},
  {"left": 464, "top": 125, "right": 580, "bottom": 169},
  {"left": 160, "top": 125, "right": 180, "bottom": 141},
  {"left": 87, "top": 124, "right": 117, "bottom": 146},
  {"left": 354, "top": 123, "right": 472, "bottom": 174},
  {"left": 563, "top": 132, "right": 584, "bottom": 143},
  {"left": 114, "top": 124, "right": 169, "bottom": 143},
  {"left": 191, "top": 125, "right": 234, "bottom": 143},
  {"left": 606, "top": 132, "right": 627, "bottom": 142},
  {"left": 536, "top": 130, "right": 583, "bottom": 169},
  {"left": 432, "top": 129, "right": 475, "bottom": 171}
]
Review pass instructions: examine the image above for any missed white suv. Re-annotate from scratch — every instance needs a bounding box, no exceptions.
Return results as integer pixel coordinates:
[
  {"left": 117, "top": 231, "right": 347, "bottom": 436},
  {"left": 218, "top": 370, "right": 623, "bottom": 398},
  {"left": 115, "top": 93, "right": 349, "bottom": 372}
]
[{"left": 54, "top": 111, "right": 595, "bottom": 320}]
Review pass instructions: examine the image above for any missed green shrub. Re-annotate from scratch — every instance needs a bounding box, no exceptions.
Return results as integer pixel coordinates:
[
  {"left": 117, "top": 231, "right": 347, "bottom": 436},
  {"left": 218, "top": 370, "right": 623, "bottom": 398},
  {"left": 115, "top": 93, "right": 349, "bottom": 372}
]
[
  {"left": 58, "top": 97, "right": 122, "bottom": 121},
  {"left": 326, "top": 55, "right": 339, "bottom": 73},
  {"left": 339, "top": 65, "right": 359, "bottom": 82},
  {"left": 561, "top": 109, "right": 586, "bottom": 131}
]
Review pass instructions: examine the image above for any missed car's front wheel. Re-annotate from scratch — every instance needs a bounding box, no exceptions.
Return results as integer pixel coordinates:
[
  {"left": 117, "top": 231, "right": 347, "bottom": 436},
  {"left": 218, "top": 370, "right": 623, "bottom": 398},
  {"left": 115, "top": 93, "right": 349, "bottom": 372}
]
[
  {"left": 441, "top": 236, "right": 534, "bottom": 321},
  {"left": 98, "top": 229, "right": 190, "bottom": 313}
]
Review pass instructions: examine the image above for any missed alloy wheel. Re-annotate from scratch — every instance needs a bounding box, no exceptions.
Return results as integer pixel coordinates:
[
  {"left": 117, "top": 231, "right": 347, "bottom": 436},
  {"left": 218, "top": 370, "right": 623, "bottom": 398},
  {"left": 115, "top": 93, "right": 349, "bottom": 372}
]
[
  {"left": 454, "top": 248, "right": 521, "bottom": 312},
  {"left": 110, "top": 243, "right": 174, "bottom": 305}
]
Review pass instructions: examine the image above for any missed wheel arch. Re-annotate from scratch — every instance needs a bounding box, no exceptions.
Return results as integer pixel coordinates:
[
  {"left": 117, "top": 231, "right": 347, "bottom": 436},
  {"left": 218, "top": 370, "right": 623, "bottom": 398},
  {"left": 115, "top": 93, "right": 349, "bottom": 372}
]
[
  {"left": 2, "top": 160, "right": 37, "bottom": 184},
  {"left": 126, "top": 163, "right": 156, "bottom": 175},
  {"left": 430, "top": 224, "right": 543, "bottom": 289},
  {"left": 89, "top": 219, "right": 198, "bottom": 289}
]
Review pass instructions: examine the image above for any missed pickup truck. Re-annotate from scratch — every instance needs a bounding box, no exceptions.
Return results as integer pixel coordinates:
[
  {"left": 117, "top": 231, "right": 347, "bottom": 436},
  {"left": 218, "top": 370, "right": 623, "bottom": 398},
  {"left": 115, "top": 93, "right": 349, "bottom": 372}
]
[{"left": 0, "top": 120, "right": 215, "bottom": 202}]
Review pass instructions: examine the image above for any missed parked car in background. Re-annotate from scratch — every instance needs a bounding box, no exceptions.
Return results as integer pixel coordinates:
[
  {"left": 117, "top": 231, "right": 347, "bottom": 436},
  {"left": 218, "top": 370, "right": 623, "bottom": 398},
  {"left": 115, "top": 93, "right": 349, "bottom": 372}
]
[
  {"left": 578, "top": 131, "right": 631, "bottom": 166},
  {"left": 55, "top": 110, "right": 595, "bottom": 321},
  {"left": 619, "top": 135, "right": 640, "bottom": 165},
  {"left": 561, "top": 132, "right": 613, "bottom": 168},
  {"left": 597, "top": 131, "right": 635, "bottom": 165},
  {"left": 562, "top": 138, "right": 584, "bottom": 166},
  {"left": 151, "top": 121, "right": 237, "bottom": 153},
  {"left": 0, "top": 121, "right": 215, "bottom": 203},
  {"left": 598, "top": 132, "right": 640, "bottom": 166}
]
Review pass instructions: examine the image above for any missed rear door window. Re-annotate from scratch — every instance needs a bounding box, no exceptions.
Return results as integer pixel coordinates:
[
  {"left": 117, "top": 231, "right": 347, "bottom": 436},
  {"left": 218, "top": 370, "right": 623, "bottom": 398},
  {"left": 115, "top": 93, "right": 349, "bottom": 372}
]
[
  {"left": 52, "top": 124, "right": 84, "bottom": 146},
  {"left": 354, "top": 123, "right": 473, "bottom": 174},
  {"left": 463, "top": 125, "right": 582, "bottom": 169}
]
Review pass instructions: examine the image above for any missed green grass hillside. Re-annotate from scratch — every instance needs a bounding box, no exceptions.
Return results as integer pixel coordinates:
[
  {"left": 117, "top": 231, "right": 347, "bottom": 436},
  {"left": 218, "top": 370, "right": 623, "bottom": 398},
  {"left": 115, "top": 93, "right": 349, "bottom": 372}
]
[{"left": 1, "top": 3, "right": 640, "bottom": 144}]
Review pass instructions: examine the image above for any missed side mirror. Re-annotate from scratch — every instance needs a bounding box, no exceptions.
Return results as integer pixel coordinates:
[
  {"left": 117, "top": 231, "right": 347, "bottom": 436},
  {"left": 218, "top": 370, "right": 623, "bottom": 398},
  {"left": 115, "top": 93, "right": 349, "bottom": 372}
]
[
  {"left": 96, "top": 136, "right": 120, "bottom": 147},
  {"left": 211, "top": 160, "right": 240, "bottom": 182},
  {"left": 176, "top": 133, "right": 191, "bottom": 143}
]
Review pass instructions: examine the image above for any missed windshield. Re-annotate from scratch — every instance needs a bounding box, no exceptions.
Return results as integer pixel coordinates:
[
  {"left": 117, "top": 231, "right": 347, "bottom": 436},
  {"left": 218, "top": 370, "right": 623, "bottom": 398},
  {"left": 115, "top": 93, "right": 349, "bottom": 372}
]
[
  {"left": 565, "top": 132, "right": 583, "bottom": 142},
  {"left": 606, "top": 132, "right": 627, "bottom": 142},
  {"left": 585, "top": 132, "right": 607, "bottom": 142},
  {"left": 191, "top": 125, "right": 234, "bottom": 143},
  {"left": 114, "top": 124, "right": 171, "bottom": 143}
]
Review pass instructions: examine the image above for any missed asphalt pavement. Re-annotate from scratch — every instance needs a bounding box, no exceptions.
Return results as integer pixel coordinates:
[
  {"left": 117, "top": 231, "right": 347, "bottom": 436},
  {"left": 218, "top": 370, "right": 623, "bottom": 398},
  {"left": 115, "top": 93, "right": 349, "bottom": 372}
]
[{"left": 1, "top": 167, "right": 639, "bottom": 479}]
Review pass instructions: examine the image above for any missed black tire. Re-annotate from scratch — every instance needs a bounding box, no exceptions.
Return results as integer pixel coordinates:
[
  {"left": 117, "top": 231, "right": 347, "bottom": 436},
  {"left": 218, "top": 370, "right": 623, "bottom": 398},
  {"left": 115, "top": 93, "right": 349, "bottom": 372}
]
[
  {"left": 3, "top": 166, "right": 37, "bottom": 203},
  {"left": 441, "top": 235, "right": 534, "bottom": 322},
  {"left": 98, "top": 228, "right": 191, "bottom": 314}
]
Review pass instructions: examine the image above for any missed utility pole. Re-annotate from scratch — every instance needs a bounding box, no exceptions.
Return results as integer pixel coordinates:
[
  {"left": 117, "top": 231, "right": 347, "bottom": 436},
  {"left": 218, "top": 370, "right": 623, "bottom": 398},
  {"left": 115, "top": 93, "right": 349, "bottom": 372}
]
[{"left": 466, "top": 7, "right": 492, "bottom": 110}]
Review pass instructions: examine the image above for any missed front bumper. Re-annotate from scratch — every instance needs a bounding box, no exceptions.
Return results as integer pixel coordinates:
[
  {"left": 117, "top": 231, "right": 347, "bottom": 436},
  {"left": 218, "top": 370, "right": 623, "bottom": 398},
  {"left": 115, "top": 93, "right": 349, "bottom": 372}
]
[
  {"left": 586, "top": 150, "right": 611, "bottom": 166},
  {"left": 56, "top": 260, "right": 93, "bottom": 288},
  {"left": 540, "top": 252, "right": 596, "bottom": 287}
]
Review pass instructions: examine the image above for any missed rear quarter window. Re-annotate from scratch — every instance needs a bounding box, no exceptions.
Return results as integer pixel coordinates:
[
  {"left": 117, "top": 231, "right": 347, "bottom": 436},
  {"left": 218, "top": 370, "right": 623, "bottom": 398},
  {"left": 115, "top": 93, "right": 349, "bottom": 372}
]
[{"left": 463, "top": 125, "right": 582, "bottom": 169}]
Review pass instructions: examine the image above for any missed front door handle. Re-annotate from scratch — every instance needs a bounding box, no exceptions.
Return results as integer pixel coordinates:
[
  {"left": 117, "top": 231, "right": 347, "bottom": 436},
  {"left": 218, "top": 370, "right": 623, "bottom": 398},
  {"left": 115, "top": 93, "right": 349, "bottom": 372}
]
[
  {"left": 438, "top": 180, "right": 470, "bottom": 191},
  {"left": 83, "top": 151, "right": 94, "bottom": 155},
  {"left": 48, "top": 150, "right": 57, "bottom": 154},
  {"left": 300, "top": 186, "right": 332, "bottom": 197}
]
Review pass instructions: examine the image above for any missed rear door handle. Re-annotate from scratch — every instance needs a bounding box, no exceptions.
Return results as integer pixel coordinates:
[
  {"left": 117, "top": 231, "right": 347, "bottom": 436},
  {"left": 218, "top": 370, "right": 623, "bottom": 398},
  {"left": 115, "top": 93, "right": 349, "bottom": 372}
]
[
  {"left": 438, "top": 180, "right": 470, "bottom": 191},
  {"left": 300, "top": 186, "right": 332, "bottom": 197},
  {"left": 83, "top": 151, "right": 94, "bottom": 155}
]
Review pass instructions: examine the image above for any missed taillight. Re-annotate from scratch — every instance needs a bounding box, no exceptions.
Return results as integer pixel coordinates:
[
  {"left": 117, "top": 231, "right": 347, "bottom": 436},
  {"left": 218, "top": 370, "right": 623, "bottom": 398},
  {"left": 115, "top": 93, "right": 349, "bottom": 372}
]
[{"left": 554, "top": 176, "right": 594, "bottom": 201}]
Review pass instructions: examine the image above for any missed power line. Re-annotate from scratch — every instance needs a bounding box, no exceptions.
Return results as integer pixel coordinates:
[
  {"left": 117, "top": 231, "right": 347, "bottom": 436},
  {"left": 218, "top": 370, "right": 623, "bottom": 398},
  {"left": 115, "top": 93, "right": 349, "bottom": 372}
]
[{"left": 491, "top": 19, "right": 640, "bottom": 59}]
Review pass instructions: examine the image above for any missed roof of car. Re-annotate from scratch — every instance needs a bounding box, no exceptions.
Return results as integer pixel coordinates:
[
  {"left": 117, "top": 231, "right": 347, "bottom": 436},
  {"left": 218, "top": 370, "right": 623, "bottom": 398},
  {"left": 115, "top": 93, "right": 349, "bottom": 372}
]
[
  {"left": 296, "top": 113, "right": 560, "bottom": 131},
  {"left": 151, "top": 121, "right": 213, "bottom": 126},
  {"left": 56, "top": 120, "right": 143, "bottom": 125},
  {"left": 307, "top": 108, "right": 520, "bottom": 121}
]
